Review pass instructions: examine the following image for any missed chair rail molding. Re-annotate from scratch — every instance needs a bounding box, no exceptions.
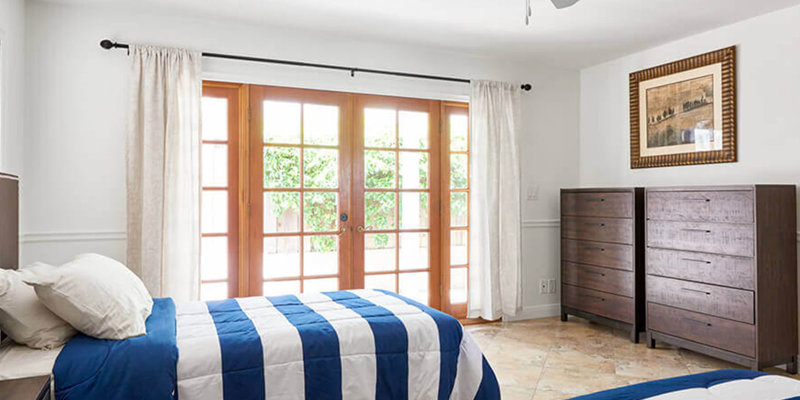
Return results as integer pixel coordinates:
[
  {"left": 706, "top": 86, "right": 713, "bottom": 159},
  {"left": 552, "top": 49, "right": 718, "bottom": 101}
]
[
  {"left": 20, "top": 231, "right": 127, "bottom": 244},
  {"left": 522, "top": 219, "right": 560, "bottom": 229}
]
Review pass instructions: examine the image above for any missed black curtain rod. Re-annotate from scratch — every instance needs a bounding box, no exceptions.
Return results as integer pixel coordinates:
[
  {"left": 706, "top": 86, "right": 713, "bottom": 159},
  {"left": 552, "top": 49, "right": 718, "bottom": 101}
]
[{"left": 100, "top": 40, "right": 533, "bottom": 91}]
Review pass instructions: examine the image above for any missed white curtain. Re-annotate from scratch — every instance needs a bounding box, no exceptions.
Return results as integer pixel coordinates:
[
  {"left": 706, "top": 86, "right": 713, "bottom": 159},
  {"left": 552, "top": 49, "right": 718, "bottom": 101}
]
[
  {"left": 467, "top": 80, "right": 523, "bottom": 320},
  {"left": 126, "top": 45, "right": 202, "bottom": 302}
]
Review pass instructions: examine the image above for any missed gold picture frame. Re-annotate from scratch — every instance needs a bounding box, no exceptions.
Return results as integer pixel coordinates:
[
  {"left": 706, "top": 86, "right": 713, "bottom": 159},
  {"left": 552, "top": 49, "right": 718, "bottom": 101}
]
[{"left": 629, "top": 46, "right": 736, "bottom": 169}]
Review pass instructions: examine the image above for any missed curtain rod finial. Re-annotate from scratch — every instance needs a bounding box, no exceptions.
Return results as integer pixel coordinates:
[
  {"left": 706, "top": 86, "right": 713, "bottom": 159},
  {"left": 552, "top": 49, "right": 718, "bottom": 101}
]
[
  {"left": 100, "top": 39, "right": 115, "bottom": 50},
  {"left": 521, "top": 83, "right": 532, "bottom": 91}
]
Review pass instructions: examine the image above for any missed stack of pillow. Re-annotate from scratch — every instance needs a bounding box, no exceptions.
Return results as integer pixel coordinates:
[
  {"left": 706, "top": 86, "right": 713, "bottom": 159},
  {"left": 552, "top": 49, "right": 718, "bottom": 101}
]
[{"left": 0, "top": 253, "right": 153, "bottom": 349}]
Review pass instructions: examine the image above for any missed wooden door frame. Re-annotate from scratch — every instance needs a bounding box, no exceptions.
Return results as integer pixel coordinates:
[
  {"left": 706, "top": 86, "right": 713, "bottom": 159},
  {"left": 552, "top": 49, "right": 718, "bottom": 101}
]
[
  {"left": 352, "top": 94, "right": 442, "bottom": 309},
  {"left": 440, "top": 101, "right": 470, "bottom": 318},
  {"left": 202, "top": 81, "right": 248, "bottom": 298},
  {"left": 248, "top": 85, "right": 354, "bottom": 295},
  {"left": 205, "top": 80, "right": 469, "bottom": 314}
]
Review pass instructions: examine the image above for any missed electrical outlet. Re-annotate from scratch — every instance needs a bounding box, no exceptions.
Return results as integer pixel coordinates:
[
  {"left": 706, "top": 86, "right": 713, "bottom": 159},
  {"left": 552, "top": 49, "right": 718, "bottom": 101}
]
[
  {"left": 540, "top": 278, "right": 557, "bottom": 294},
  {"left": 548, "top": 279, "right": 557, "bottom": 294}
]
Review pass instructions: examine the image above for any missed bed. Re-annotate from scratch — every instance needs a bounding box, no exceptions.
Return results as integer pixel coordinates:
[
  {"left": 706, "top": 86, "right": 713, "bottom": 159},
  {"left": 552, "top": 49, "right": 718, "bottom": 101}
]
[
  {"left": 2, "top": 290, "right": 500, "bottom": 400},
  {"left": 0, "top": 174, "right": 499, "bottom": 400},
  {"left": 571, "top": 369, "right": 800, "bottom": 400}
]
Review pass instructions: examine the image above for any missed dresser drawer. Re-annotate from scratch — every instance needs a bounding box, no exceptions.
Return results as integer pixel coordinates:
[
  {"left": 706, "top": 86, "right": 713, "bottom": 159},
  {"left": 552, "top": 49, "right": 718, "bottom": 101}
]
[
  {"left": 562, "top": 285, "right": 633, "bottom": 323},
  {"left": 646, "top": 248, "right": 754, "bottom": 290},
  {"left": 562, "top": 262, "right": 634, "bottom": 297},
  {"left": 646, "top": 190, "right": 754, "bottom": 223},
  {"left": 648, "top": 303, "right": 755, "bottom": 357},
  {"left": 646, "top": 221, "right": 754, "bottom": 257},
  {"left": 561, "top": 239, "right": 633, "bottom": 271},
  {"left": 647, "top": 275, "right": 754, "bottom": 324},
  {"left": 562, "top": 216, "right": 633, "bottom": 244},
  {"left": 562, "top": 192, "right": 632, "bottom": 218}
]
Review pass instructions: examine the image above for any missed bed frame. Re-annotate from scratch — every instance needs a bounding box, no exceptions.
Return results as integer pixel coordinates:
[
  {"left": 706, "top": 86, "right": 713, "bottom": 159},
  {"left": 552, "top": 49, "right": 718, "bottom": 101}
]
[{"left": 0, "top": 172, "right": 19, "bottom": 341}]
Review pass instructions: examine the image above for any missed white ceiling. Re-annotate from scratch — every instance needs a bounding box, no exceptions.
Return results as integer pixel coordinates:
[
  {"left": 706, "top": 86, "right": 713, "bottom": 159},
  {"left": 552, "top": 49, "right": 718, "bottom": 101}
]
[{"left": 41, "top": 0, "right": 800, "bottom": 68}]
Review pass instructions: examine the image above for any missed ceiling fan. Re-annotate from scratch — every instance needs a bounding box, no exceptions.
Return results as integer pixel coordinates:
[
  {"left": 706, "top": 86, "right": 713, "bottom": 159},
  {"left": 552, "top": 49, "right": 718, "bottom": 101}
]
[{"left": 526, "top": 0, "right": 581, "bottom": 25}]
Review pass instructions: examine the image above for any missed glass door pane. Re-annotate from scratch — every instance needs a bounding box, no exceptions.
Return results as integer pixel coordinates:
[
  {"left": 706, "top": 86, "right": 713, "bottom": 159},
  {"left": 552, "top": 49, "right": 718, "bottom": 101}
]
[
  {"left": 200, "top": 83, "right": 241, "bottom": 301},
  {"left": 253, "top": 86, "right": 350, "bottom": 297},
  {"left": 355, "top": 97, "right": 440, "bottom": 308},
  {"left": 442, "top": 104, "right": 470, "bottom": 318}
]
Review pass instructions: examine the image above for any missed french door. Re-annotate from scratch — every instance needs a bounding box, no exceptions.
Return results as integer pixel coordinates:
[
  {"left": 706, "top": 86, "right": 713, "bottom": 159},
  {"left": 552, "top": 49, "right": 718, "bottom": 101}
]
[{"left": 200, "top": 82, "right": 470, "bottom": 317}]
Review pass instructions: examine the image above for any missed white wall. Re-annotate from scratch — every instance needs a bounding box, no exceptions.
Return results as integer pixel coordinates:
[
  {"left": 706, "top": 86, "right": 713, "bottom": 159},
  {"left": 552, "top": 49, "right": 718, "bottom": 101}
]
[
  {"left": 22, "top": 1, "right": 580, "bottom": 316},
  {"left": 0, "top": 0, "right": 25, "bottom": 177},
  {"left": 579, "top": 4, "right": 800, "bottom": 339},
  {"left": 579, "top": 4, "right": 800, "bottom": 189}
]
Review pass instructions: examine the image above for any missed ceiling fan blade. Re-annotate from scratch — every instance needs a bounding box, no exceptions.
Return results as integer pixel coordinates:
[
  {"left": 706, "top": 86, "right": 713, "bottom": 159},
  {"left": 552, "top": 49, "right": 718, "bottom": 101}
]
[{"left": 551, "top": 0, "right": 581, "bottom": 9}]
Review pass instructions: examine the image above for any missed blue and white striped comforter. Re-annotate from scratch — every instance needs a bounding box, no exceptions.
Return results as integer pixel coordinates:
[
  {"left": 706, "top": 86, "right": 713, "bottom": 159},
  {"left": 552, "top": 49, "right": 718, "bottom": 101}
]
[{"left": 175, "top": 289, "right": 499, "bottom": 400}]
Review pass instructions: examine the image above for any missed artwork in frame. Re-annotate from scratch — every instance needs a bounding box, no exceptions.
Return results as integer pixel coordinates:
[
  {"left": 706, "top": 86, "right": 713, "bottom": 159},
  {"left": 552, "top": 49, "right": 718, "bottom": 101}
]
[{"left": 629, "top": 46, "right": 736, "bottom": 169}]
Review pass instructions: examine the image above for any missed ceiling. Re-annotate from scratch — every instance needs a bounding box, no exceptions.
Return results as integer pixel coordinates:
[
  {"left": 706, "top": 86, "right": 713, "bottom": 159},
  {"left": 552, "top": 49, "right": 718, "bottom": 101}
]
[{"left": 41, "top": 0, "right": 800, "bottom": 68}]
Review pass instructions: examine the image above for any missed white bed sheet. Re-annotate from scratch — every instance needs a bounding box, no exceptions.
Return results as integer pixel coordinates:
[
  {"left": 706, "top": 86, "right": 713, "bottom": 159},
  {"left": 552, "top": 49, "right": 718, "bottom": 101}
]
[{"left": 0, "top": 338, "right": 61, "bottom": 380}]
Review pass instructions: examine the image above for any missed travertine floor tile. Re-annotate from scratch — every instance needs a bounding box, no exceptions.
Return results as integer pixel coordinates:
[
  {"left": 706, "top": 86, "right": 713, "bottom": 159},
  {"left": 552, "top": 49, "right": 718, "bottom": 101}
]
[{"left": 466, "top": 316, "right": 799, "bottom": 400}]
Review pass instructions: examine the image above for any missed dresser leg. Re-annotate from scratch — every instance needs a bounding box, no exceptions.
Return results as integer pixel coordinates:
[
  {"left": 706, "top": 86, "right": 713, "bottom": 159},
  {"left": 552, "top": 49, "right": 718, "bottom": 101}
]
[
  {"left": 630, "top": 329, "right": 639, "bottom": 344},
  {"left": 788, "top": 356, "right": 798, "bottom": 375},
  {"left": 560, "top": 307, "right": 568, "bottom": 322},
  {"left": 646, "top": 332, "right": 656, "bottom": 349}
]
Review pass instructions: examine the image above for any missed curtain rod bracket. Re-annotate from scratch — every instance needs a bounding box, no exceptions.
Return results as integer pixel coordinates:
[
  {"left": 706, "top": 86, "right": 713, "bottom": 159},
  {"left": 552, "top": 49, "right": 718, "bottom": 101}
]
[{"left": 99, "top": 38, "right": 533, "bottom": 91}]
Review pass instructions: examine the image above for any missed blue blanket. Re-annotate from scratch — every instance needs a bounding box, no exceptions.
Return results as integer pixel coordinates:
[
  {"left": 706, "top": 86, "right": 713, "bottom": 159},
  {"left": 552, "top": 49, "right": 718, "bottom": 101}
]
[{"left": 53, "top": 298, "right": 177, "bottom": 400}]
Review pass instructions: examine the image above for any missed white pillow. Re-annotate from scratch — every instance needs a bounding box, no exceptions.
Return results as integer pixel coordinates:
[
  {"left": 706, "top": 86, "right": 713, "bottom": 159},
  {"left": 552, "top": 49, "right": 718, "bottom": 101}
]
[
  {"left": 0, "top": 268, "right": 76, "bottom": 349},
  {"left": 19, "top": 254, "right": 154, "bottom": 340}
]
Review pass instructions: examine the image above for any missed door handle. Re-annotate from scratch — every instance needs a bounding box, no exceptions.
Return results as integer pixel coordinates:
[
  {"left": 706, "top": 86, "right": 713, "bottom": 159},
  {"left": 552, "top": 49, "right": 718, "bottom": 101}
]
[
  {"left": 356, "top": 225, "right": 365, "bottom": 233},
  {"left": 337, "top": 227, "right": 347, "bottom": 237}
]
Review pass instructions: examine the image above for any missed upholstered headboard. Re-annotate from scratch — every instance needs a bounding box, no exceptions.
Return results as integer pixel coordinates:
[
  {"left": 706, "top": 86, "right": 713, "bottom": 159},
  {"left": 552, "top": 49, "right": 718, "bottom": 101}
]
[
  {"left": 0, "top": 172, "right": 19, "bottom": 342},
  {"left": 0, "top": 172, "right": 19, "bottom": 271}
]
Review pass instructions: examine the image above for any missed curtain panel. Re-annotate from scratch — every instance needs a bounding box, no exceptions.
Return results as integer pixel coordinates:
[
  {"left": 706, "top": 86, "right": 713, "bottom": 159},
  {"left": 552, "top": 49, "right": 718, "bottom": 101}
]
[
  {"left": 467, "top": 80, "right": 523, "bottom": 320},
  {"left": 126, "top": 45, "right": 202, "bottom": 302}
]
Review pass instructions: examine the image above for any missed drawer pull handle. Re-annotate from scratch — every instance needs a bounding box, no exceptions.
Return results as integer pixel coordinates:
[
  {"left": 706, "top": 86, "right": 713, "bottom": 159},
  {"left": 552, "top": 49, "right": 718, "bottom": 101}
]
[
  {"left": 683, "top": 198, "right": 711, "bottom": 202},
  {"left": 579, "top": 294, "right": 605, "bottom": 302},
  {"left": 585, "top": 270, "right": 606, "bottom": 277},
  {"left": 681, "top": 287, "right": 711, "bottom": 296},
  {"left": 681, "top": 228, "right": 712, "bottom": 233},
  {"left": 582, "top": 222, "right": 606, "bottom": 228},
  {"left": 682, "top": 258, "right": 711, "bottom": 265},
  {"left": 684, "top": 318, "right": 712, "bottom": 327},
  {"left": 586, "top": 247, "right": 606, "bottom": 252}
]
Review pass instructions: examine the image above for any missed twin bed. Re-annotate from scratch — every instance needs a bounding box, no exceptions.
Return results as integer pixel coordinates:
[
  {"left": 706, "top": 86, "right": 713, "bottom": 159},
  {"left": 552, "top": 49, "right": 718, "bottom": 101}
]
[{"left": 2, "top": 290, "right": 500, "bottom": 400}]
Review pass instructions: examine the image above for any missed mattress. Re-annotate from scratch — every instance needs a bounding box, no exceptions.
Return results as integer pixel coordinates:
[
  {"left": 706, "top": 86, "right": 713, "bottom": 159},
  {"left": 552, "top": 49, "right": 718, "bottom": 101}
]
[
  {"left": 0, "top": 339, "right": 61, "bottom": 380},
  {"left": 571, "top": 369, "right": 800, "bottom": 400}
]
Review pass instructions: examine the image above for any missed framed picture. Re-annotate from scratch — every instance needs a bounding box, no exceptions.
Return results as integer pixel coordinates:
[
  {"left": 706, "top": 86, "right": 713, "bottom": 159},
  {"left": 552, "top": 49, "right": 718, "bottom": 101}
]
[{"left": 629, "top": 46, "right": 736, "bottom": 169}]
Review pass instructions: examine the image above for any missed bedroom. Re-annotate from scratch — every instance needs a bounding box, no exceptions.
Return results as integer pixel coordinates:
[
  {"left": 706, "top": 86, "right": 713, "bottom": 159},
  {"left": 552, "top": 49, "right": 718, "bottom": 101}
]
[{"left": 1, "top": 0, "right": 800, "bottom": 399}]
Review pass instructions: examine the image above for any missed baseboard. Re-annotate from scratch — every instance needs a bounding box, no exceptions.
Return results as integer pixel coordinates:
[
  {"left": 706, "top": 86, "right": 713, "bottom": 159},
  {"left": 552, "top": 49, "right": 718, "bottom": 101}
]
[{"left": 504, "top": 303, "right": 561, "bottom": 321}]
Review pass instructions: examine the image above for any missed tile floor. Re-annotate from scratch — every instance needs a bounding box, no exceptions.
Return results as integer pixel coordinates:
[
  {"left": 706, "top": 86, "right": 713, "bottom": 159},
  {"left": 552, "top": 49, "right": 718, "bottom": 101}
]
[{"left": 465, "top": 316, "right": 797, "bottom": 400}]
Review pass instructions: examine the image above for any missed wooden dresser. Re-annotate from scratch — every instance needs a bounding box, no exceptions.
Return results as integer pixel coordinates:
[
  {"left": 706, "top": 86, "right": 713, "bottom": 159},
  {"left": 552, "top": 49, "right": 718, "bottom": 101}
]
[
  {"left": 560, "top": 188, "right": 645, "bottom": 343},
  {"left": 645, "top": 185, "right": 798, "bottom": 372}
]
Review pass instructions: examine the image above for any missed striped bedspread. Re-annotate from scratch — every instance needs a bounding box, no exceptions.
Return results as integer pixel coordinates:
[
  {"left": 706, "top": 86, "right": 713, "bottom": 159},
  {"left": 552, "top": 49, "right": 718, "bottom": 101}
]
[
  {"left": 571, "top": 369, "right": 800, "bottom": 400},
  {"left": 176, "top": 289, "right": 500, "bottom": 400}
]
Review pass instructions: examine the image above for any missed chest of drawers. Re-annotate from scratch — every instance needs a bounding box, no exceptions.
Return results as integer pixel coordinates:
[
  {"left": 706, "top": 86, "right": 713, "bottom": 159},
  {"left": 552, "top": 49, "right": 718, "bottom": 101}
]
[
  {"left": 560, "top": 188, "right": 645, "bottom": 343},
  {"left": 645, "top": 185, "right": 798, "bottom": 373}
]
